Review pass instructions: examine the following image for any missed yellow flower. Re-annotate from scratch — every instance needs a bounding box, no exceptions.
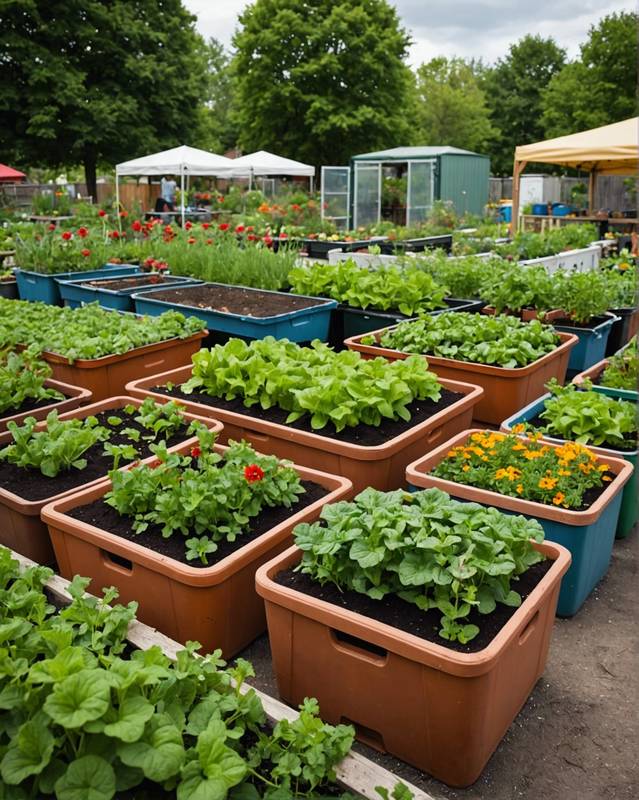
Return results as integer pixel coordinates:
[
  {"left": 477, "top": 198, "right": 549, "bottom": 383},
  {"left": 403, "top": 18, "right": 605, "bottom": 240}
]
[
  {"left": 512, "top": 442, "right": 527, "bottom": 451},
  {"left": 512, "top": 423, "right": 526, "bottom": 434},
  {"left": 552, "top": 492, "right": 566, "bottom": 506},
  {"left": 462, "top": 464, "right": 470, "bottom": 472},
  {"left": 603, "top": 475, "right": 612, "bottom": 482},
  {"left": 558, "top": 469, "right": 572, "bottom": 476},
  {"left": 495, "top": 468, "right": 508, "bottom": 480},
  {"left": 618, "top": 262, "right": 630, "bottom": 271},
  {"left": 539, "top": 477, "right": 558, "bottom": 490},
  {"left": 516, "top": 484, "right": 524, "bottom": 494},
  {"left": 598, "top": 463, "right": 609, "bottom": 472}
]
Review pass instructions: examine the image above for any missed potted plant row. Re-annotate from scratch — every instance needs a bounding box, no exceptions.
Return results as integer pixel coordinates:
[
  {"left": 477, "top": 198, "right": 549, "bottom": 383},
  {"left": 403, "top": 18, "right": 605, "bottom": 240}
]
[
  {"left": 572, "top": 336, "right": 637, "bottom": 402},
  {"left": 0, "top": 299, "right": 208, "bottom": 400},
  {"left": 0, "top": 548, "right": 360, "bottom": 800},
  {"left": 0, "top": 396, "right": 220, "bottom": 564},
  {"left": 345, "top": 312, "right": 577, "bottom": 424},
  {"left": 406, "top": 428, "right": 633, "bottom": 616},
  {"left": 501, "top": 380, "right": 638, "bottom": 539},
  {"left": 255, "top": 486, "right": 571, "bottom": 787},
  {"left": 126, "top": 337, "right": 483, "bottom": 494},
  {"left": 287, "top": 259, "right": 480, "bottom": 341},
  {"left": 0, "top": 347, "right": 92, "bottom": 433},
  {"left": 42, "top": 426, "right": 352, "bottom": 657},
  {"left": 600, "top": 254, "right": 638, "bottom": 355}
]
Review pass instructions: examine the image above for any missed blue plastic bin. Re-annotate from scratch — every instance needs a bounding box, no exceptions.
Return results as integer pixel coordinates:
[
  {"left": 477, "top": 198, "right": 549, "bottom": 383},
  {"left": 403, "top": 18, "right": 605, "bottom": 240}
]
[
  {"left": 132, "top": 283, "right": 337, "bottom": 343},
  {"left": 532, "top": 203, "right": 548, "bottom": 215},
  {"left": 498, "top": 205, "right": 512, "bottom": 222},
  {"left": 551, "top": 203, "right": 574, "bottom": 217},
  {"left": 15, "top": 264, "right": 140, "bottom": 305},
  {"left": 58, "top": 274, "right": 202, "bottom": 311},
  {"left": 554, "top": 313, "right": 618, "bottom": 373},
  {"left": 501, "top": 393, "right": 638, "bottom": 543}
]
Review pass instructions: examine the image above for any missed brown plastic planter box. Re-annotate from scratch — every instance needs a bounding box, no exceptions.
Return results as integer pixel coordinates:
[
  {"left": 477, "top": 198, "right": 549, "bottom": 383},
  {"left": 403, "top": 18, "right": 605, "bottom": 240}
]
[
  {"left": 0, "top": 397, "right": 221, "bottom": 565},
  {"left": 41, "top": 330, "right": 206, "bottom": 401},
  {"left": 125, "top": 366, "right": 484, "bottom": 494},
  {"left": 255, "top": 540, "right": 571, "bottom": 788},
  {"left": 0, "top": 378, "right": 91, "bottom": 433},
  {"left": 41, "top": 450, "right": 352, "bottom": 657},
  {"left": 344, "top": 328, "right": 578, "bottom": 425}
]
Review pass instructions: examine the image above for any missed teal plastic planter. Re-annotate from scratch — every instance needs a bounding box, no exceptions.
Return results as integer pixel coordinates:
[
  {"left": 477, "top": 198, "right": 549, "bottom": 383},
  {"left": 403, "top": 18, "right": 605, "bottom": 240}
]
[
  {"left": 554, "top": 313, "right": 618, "bottom": 373},
  {"left": 15, "top": 264, "right": 140, "bottom": 305},
  {"left": 132, "top": 283, "right": 337, "bottom": 343},
  {"left": 58, "top": 274, "right": 202, "bottom": 311},
  {"left": 501, "top": 394, "right": 638, "bottom": 540}
]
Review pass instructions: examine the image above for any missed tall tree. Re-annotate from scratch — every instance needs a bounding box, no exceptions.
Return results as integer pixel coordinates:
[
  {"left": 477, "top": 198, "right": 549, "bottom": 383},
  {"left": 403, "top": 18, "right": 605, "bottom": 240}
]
[
  {"left": 197, "top": 37, "right": 238, "bottom": 155},
  {"left": 0, "top": 0, "right": 207, "bottom": 199},
  {"left": 482, "top": 35, "right": 566, "bottom": 174},
  {"left": 231, "top": 0, "right": 413, "bottom": 167},
  {"left": 542, "top": 12, "right": 637, "bottom": 138},
  {"left": 413, "top": 57, "right": 498, "bottom": 154}
]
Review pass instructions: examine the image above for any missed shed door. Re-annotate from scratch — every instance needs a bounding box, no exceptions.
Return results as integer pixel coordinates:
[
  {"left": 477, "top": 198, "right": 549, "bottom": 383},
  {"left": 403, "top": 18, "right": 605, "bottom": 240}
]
[
  {"left": 407, "top": 160, "right": 435, "bottom": 226},
  {"left": 321, "top": 166, "right": 351, "bottom": 229},
  {"left": 353, "top": 162, "right": 381, "bottom": 229}
]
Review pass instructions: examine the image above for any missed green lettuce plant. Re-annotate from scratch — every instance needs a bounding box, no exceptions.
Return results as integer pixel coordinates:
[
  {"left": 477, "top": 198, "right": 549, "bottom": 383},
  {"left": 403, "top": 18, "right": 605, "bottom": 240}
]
[
  {"left": 0, "top": 347, "right": 63, "bottom": 414},
  {"left": 601, "top": 337, "right": 637, "bottom": 390}
]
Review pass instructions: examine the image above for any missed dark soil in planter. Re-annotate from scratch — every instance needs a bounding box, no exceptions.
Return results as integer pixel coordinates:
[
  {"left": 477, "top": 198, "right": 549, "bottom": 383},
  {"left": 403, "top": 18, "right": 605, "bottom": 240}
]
[
  {"left": 154, "top": 385, "right": 464, "bottom": 447},
  {"left": 552, "top": 315, "right": 611, "bottom": 330},
  {"left": 0, "top": 409, "right": 193, "bottom": 501},
  {"left": 68, "top": 480, "right": 328, "bottom": 567},
  {"left": 143, "top": 284, "right": 326, "bottom": 317},
  {"left": 526, "top": 413, "right": 637, "bottom": 452},
  {"left": 0, "top": 392, "right": 70, "bottom": 422},
  {"left": 82, "top": 276, "right": 170, "bottom": 290},
  {"left": 275, "top": 560, "right": 552, "bottom": 654}
]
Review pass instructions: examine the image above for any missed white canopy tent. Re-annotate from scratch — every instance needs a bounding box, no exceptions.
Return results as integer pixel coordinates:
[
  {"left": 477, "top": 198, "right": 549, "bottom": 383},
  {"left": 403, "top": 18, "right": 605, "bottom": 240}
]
[
  {"left": 115, "top": 145, "right": 235, "bottom": 225},
  {"left": 229, "top": 150, "right": 315, "bottom": 190}
]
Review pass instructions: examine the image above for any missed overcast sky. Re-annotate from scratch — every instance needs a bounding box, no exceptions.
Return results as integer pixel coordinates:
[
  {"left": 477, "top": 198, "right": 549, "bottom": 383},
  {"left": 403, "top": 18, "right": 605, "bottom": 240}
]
[{"left": 183, "top": 0, "right": 631, "bottom": 65}]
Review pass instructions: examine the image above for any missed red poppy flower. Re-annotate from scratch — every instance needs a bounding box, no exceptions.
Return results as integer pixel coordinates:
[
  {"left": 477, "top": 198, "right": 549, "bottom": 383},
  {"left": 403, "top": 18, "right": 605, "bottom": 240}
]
[
  {"left": 184, "top": 221, "right": 193, "bottom": 230},
  {"left": 109, "top": 230, "right": 120, "bottom": 239},
  {"left": 131, "top": 220, "right": 142, "bottom": 232},
  {"left": 119, "top": 210, "right": 128, "bottom": 218},
  {"left": 246, "top": 226, "right": 255, "bottom": 232},
  {"left": 279, "top": 232, "right": 288, "bottom": 239},
  {"left": 190, "top": 446, "right": 201, "bottom": 458},
  {"left": 77, "top": 226, "right": 89, "bottom": 238},
  {"left": 235, "top": 225, "right": 245, "bottom": 233},
  {"left": 61, "top": 231, "right": 72, "bottom": 241},
  {"left": 47, "top": 223, "right": 56, "bottom": 231},
  {"left": 217, "top": 196, "right": 224, "bottom": 203},
  {"left": 164, "top": 225, "right": 174, "bottom": 234},
  {"left": 291, "top": 203, "right": 301, "bottom": 212},
  {"left": 219, "top": 223, "right": 230, "bottom": 231},
  {"left": 244, "top": 464, "right": 265, "bottom": 483},
  {"left": 98, "top": 209, "right": 107, "bottom": 218},
  {"left": 156, "top": 262, "right": 169, "bottom": 272},
  {"left": 263, "top": 235, "right": 273, "bottom": 247},
  {"left": 247, "top": 234, "right": 257, "bottom": 241},
  {"left": 81, "top": 248, "right": 91, "bottom": 257},
  {"left": 187, "top": 236, "right": 196, "bottom": 244},
  {"left": 144, "top": 256, "right": 156, "bottom": 267},
  {"left": 201, "top": 222, "right": 210, "bottom": 230}
]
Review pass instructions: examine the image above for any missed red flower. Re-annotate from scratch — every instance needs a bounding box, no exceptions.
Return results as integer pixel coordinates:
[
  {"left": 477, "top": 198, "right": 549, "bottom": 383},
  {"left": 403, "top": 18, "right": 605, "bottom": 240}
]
[
  {"left": 47, "top": 223, "right": 56, "bottom": 231},
  {"left": 77, "top": 226, "right": 89, "bottom": 238},
  {"left": 246, "top": 226, "right": 255, "bottom": 232},
  {"left": 263, "top": 235, "right": 273, "bottom": 247},
  {"left": 119, "top": 210, "right": 128, "bottom": 218},
  {"left": 217, "top": 195, "right": 224, "bottom": 203},
  {"left": 98, "top": 209, "right": 107, "bottom": 218},
  {"left": 235, "top": 224, "right": 245, "bottom": 233},
  {"left": 279, "top": 232, "right": 288, "bottom": 239},
  {"left": 184, "top": 221, "right": 193, "bottom": 230},
  {"left": 156, "top": 262, "right": 169, "bottom": 272},
  {"left": 206, "top": 238, "right": 213, "bottom": 245},
  {"left": 61, "top": 231, "right": 72, "bottom": 241},
  {"left": 190, "top": 446, "right": 201, "bottom": 458},
  {"left": 164, "top": 225, "right": 174, "bottom": 235},
  {"left": 218, "top": 223, "right": 230, "bottom": 231},
  {"left": 187, "top": 236, "right": 196, "bottom": 244},
  {"left": 291, "top": 203, "right": 301, "bottom": 212},
  {"left": 144, "top": 256, "right": 156, "bottom": 267},
  {"left": 131, "top": 220, "right": 142, "bottom": 232},
  {"left": 109, "top": 230, "right": 120, "bottom": 239},
  {"left": 81, "top": 248, "right": 91, "bottom": 257},
  {"left": 244, "top": 464, "right": 265, "bottom": 483},
  {"left": 247, "top": 234, "right": 257, "bottom": 241},
  {"left": 201, "top": 222, "right": 210, "bottom": 230}
]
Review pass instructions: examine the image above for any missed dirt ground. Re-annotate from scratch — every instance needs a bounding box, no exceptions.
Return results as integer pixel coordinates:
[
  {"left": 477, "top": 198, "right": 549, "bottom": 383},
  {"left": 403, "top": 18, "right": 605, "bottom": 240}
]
[{"left": 241, "top": 531, "right": 638, "bottom": 800}]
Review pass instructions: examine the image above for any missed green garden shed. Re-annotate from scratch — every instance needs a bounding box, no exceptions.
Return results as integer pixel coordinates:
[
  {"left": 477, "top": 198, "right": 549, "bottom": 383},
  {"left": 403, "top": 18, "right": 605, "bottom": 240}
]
[{"left": 321, "top": 146, "right": 490, "bottom": 229}]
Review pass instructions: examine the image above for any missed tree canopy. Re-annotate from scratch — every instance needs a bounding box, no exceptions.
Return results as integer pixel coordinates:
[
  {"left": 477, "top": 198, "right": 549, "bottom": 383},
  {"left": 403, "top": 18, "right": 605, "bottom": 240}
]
[
  {"left": 413, "top": 57, "right": 497, "bottom": 153},
  {"left": 0, "top": 0, "right": 207, "bottom": 198},
  {"left": 231, "top": 0, "right": 414, "bottom": 167}
]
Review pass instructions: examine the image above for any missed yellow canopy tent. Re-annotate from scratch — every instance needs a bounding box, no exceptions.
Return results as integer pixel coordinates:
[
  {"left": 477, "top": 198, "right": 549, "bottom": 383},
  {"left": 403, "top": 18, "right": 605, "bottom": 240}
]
[{"left": 511, "top": 117, "right": 638, "bottom": 231}]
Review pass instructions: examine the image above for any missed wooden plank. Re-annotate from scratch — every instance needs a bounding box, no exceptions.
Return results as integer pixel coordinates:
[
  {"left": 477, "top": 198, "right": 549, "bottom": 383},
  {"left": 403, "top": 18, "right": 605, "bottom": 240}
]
[{"left": 10, "top": 551, "right": 435, "bottom": 800}]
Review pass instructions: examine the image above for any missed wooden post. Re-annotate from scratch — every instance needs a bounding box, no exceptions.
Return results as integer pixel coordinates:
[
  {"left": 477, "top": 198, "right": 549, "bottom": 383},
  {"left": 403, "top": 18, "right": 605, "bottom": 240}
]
[
  {"left": 588, "top": 169, "right": 597, "bottom": 215},
  {"left": 511, "top": 158, "right": 527, "bottom": 234}
]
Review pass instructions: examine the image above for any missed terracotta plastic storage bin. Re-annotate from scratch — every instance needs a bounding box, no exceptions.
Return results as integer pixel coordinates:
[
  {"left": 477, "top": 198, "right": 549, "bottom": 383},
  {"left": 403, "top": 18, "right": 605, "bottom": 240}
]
[
  {"left": 344, "top": 328, "right": 578, "bottom": 425},
  {"left": 0, "top": 397, "right": 220, "bottom": 565},
  {"left": 126, "top": 366, "right": 484, "bottom": 494},
  {"left": 41, "top": 330, "right": 207, "bottom": 401},
  {"left": 255, "top": 541, "right": 571, "bottom": 788},
  {"left": 406, "top": 430, "right": 634, "bottom": 616},
  {"left": 0, "top": 378, "right": 92, "bottom": 433},
  {"left": 42, "top": 453, "right": 352, "bottom": 657}
]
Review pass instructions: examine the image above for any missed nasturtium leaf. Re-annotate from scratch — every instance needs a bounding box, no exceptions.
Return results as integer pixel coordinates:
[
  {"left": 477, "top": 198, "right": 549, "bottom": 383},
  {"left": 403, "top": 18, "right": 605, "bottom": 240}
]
[
  {"left": 54, "top": 755, "right": 115, "bottom": 800},
  {"left": 43, "top": 670, "right": 111, "bottom": 729},
  {"left": 0, "top": 720, "right": 54, "bottom": 784}
]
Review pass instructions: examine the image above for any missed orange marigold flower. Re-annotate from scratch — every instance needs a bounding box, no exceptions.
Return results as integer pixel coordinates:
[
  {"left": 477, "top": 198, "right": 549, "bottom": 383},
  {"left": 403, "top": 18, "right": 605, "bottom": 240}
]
[
  {"left": 462, "top": 464, "right": 470, "bottom": 472},
  {"left": 602, "top": 476, "right": 612, "bottom": 482},
  {"left": 512, "top": 423, "right": 526, "bottom": 433},
  {"left": 539, "top": 477, "right": 558, "bottom": 490},
  {"left": 516, "top": 484, "right": 524, "bottom": 494},
  {"left": 552, "top": 492, "right": 566, "bottom": 506}
]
